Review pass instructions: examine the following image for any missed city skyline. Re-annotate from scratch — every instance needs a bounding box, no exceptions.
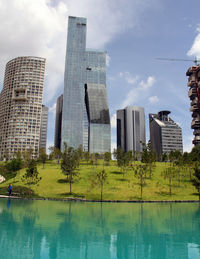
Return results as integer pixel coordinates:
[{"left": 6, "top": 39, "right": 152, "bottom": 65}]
[{"left": 0, "top": 1, "right": 200, "bottom": 152}]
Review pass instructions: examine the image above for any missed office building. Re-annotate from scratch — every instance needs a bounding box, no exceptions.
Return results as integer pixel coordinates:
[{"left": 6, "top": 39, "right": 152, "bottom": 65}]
[
  {"left": 54, "top": 94, "right": 63, "bottom": 150},
  {"left": 39, "top": 105, "right": 48, "bottom": 150},
  {"left": 117, "top": 106, "right": 146, "bottom": 153},
  {"left": 186, "top": 65, "right": 200, "bottom": 146},
  {"left": 0, "top": 56, "right": 46, "bottom": 159},
  {"left": 149, "top": 110, "right": 183, "bottom": 159},
  {"left": 61, "top": 16, "right": 110, "bottom": 153}
]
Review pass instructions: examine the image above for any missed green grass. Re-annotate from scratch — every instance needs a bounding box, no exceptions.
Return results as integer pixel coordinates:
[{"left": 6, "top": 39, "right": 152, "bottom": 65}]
[{"left": 0, "top": 160, "right": 198, "bottom": 201}]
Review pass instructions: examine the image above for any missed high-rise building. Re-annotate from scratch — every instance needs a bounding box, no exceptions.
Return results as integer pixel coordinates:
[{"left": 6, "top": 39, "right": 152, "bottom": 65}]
[
  {"left": 39, "top": 105, "right": 48, "bottom": 150},
  {"left": 61, "top": 16, "right": 110, "bottom": 153},
  {"left": 186, "top": 65, "right": 200, "bottom": 146},
  {"left": 117, "top": 106, "right": 146, "bottom": 153},
  {"left": 149, "top": 110, "right": 183, "bottom": 159},
  {"left": 54, "top": 94, "right": 63, "bottom": 150},
  {"left": 0, "top": 56, "right": 46, "bottom": 159}
]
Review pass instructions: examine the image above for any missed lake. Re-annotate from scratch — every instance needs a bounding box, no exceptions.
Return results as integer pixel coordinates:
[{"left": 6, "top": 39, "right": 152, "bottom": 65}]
[{"left": 0, "top": 199, "right": 200, "bottom": 259}]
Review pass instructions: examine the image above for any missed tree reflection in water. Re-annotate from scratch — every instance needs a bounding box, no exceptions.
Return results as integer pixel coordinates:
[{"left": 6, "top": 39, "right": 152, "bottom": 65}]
[{"left": 0, "top": 200, "right": 200, "bottom": 259}]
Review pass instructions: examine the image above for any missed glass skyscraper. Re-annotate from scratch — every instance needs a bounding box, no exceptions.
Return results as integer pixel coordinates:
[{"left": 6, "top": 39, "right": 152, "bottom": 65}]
[{"left": 61, "top": 16, "right": 110, "bottom": 153}]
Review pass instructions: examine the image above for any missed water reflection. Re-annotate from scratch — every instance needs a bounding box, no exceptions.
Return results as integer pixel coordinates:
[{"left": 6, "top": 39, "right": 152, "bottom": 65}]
[{"left": 0, "top": 200, "right": 200, "bottom": 259}]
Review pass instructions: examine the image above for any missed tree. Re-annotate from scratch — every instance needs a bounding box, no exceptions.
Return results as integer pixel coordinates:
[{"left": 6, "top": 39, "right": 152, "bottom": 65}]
[
  {"left": 113, "top": 147, "right": 131, "bottom": 177},
  {"left": 6, "top": 158, "right": 23, "bottom": 173},
  {"left": 192, "top": 163, "right": 200, "bottom": 201},
  {"left": 84, "top": 151, "right": 90, "bottom": 165},
  {"left": 23, "top": 149, "right": 33, "bottom": 165},
  {"left": 133, "top": 164, "right": 148, "bottom": 200},
  {"left": 61, "top": 144, "right": 80, "bottom": 194},
  {"left": 54, "top": 147, "right": 62, "bottom": 164},
  {"left": 22, "top": 159, "right": 41, "bottom": 185},
  {"left": 104, "top": 152, "right": 111, "bottom": 166},
  {"left": 91, "top": 169, "right": 107, "bottom": 201},
  {"left": 77, "top": 145, "right": 84, "bottom": 160},
  {"left": 162, "top": 166, "right": 177, "bottom": 195},
  {"left": 190, "top": 146, "right": 200, "bottom": 162},
  {"left": 39, "top": 148, "right": 47, "bottom": 168},
  {"left": 161, "top": 152, "right": 168, "bottom": 163},
  {"left": 48, "top": 146, "right": 55, "bottom": 160},
  {"left": 141, "top": 142, "right": 156, "bottom": 178}
]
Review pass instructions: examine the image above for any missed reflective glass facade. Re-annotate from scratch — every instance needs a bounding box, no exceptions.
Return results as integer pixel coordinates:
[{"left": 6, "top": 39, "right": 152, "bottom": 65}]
[
  {"left": 62, "top": 16, "right": 110, "bottom": 153},
  {"left": 62, "top": 16, "right": 88, "bottom": 150}
]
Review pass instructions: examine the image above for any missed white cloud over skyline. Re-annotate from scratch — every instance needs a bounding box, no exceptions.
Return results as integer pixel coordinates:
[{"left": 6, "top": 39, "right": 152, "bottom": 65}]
[
  {"left": 0, "top": 0, "right": 155, "bottom": 105},
  {"left": 121, "top": 75, "right": 156, "bottom": 108}
]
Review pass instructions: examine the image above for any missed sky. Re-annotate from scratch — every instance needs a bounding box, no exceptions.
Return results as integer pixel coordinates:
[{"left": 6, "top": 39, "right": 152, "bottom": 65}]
[{"left": 0, "top": 0, "right": 200, "bottom": 153}]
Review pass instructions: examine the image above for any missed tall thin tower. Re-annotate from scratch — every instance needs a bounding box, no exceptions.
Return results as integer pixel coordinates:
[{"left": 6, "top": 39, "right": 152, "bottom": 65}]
[
  {"left": 186, "top": 65, "right": 200, "bottom": 146},
  {"left": 61, "top": 16, "right": 110, "bottom": 153}
]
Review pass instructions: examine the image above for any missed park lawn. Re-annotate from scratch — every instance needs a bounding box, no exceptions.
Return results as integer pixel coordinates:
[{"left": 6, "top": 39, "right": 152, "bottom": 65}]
[{"left": 0, "top": 160, "right": 198, "bottom": 201}]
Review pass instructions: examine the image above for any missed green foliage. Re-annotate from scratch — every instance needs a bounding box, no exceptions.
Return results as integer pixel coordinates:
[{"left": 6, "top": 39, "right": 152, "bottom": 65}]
[
  {"left": 162, "top": 166, "right": 177, "bottom": 195},
  {"left": 141, "top": 143, "right": 156, "bottom": 178},
  {"left": 192, "top": 163, "right": 200, "bottom": 200},
  {"left": 113, "top": 147, "right": 132, "bottom": 177},
  {"left": 83, "top": 151, "right": 90, "bottom": 164},
  {"left": 23, "top": 149, "right": 33, "bottom": 165},
  {"left": 61, "top": 144, "right": 80, "bottom": 194},
  {"left": 104, "top": 152, "right": 111, "bottom": 165},
  {"left": 39, "top": 148, "right": 47, "bottom": 168},
  {"left": 168, "top": 150, "right": 182, "bottom": 163},
  {"left": 91, "top": 169, "right": 108, "bottom": 201},
  {"left": 161, "top": 152, "right": 168, "bottom": 162},
  {"left": 133, "top": 164, "right": 148, "bottom": 200},
  {"left": 190, "top": 146, "right": 200, "bottom": 162},
  {"left": 6, "top": 158, "right": 23, "bottom": 173},
  {"left": 22, "top": 159, "right": 41, "bottom": 185}
]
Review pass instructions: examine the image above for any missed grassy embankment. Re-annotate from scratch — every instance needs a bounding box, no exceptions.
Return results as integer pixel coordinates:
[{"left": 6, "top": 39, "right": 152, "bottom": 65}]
[{"left": 0, "top": 159, "right": 198, "bottom": 201}]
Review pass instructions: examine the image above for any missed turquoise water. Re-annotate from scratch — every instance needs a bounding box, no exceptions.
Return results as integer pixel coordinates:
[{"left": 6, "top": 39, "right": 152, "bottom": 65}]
[{"left": 0, "top": 199, "right": 200, "bottom": 259}]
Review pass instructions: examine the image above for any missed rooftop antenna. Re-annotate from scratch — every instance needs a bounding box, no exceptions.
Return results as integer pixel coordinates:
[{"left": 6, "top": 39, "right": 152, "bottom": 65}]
[{"left": 156, "top": 57, "right": 200, "bottom": 65}]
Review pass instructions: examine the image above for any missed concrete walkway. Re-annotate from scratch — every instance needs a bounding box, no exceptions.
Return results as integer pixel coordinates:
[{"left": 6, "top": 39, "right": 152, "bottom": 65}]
[{"left": 0, "top": 195, "right": 20, "bottom": 199}]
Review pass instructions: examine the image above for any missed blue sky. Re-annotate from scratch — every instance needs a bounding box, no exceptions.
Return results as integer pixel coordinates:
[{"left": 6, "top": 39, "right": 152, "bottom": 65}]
[{"left": 0, "top": 0, "right": 200, "bottom": 152}]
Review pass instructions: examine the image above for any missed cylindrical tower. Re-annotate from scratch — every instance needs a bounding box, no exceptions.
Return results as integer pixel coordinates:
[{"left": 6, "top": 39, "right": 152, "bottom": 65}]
[
  {"left": 186, "top": 65, "right": 200, "bottom": 146},
  {"left": 0, "top": 56, "right": 46, "bottom": 159}
]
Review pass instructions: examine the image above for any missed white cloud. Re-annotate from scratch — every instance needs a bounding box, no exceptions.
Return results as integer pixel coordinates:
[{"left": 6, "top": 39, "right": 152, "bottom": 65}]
[
  {"left": 119, "top": 72, "right": 139, "bottom": 85},
  {"left": 121, "top": 75, "right": 156, "bottom": 107},
  {"left": 0, "top": 0, "right": 159, "bottom": 106},
  {"left": 111, "top": 113, "right": 116, "bottom": 128},
  {"left": 139, "top": 76, "right": 155, "bottom": 89},
  {"left": 0, "top": 0, "right": 68, "bottom": 103},
  {"left": 149, "top": 95, "right": 159, "bottom": 104},
  {"left": 187, "top": 26, "right": 200, "bottom": 58}
]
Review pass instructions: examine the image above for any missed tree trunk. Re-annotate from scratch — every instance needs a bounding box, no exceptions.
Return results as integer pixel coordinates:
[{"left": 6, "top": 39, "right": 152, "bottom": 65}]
[
  {"left": 70, "top": 181, "right": 72, "bottom": 194},
  {"left": 169, "top": 178, "right": 172, "bottom": 195},
  {"left": 101, "top": 184, "right": 103, "bottom": 201},
  {"left": 141, "top": 175, "right": 143, "bottom": 200}
]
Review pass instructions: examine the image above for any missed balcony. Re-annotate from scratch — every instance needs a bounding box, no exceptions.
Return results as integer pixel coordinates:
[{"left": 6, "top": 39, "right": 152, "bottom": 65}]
[
  {"left": 188, "top": 87, "right": 197, "bottom": 98},
  {"left": 191, "top": 119, "right": 200, "bottom": 129}
]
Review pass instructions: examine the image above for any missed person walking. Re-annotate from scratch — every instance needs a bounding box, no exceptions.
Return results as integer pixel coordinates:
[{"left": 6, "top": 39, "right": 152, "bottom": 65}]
[{"left": 8, "top": 184, "right": 12, "bottom": 196}]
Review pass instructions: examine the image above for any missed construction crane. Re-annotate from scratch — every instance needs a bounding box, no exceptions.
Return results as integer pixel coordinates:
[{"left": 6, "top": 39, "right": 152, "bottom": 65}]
[{"left": 156, "top": 57, "right": 200, "bottom": 65}]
